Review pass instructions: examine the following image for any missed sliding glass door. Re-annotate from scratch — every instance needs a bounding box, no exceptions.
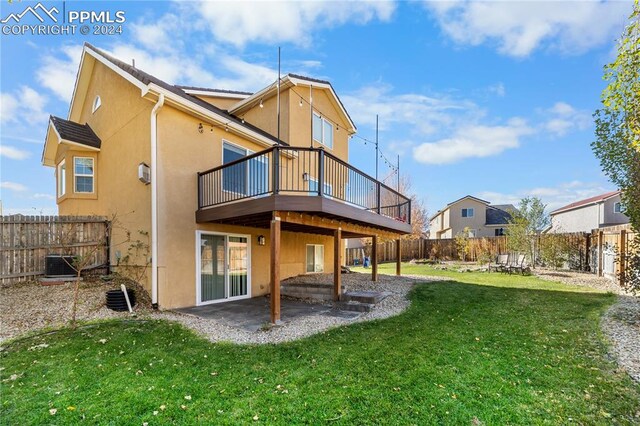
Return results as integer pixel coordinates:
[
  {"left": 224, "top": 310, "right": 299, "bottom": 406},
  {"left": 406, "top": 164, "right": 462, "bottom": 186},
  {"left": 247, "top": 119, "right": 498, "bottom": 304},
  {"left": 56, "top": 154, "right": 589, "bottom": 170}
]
[{"left": 198, "top": 232, "right": 250, "bottom": 304}]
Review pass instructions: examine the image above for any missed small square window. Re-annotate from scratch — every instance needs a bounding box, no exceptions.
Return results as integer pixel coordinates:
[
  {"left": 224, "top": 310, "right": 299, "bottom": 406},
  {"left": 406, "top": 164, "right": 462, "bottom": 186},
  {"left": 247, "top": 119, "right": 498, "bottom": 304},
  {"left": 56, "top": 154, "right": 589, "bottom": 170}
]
[
  {"left": 462, "top": 208, "right": 474, "bottom": 218},
  {"left": 74, "top": 157, "right": 94, "bottom": 193},
  {"left": 614, "top": 202, "right": 623, "bottom": 214}
]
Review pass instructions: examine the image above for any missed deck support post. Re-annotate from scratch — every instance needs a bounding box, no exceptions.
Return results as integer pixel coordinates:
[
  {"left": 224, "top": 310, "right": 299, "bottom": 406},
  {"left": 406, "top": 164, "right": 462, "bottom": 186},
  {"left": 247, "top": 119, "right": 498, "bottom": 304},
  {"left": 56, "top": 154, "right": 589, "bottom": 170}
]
[
  {"left": 333, "top": 228, "right": 342, "bottom": 301},
  {"left": 372, "top": 235, "right": 378, "bottom": 282},
  {"left": 270, "top": 214, "right": 281, "bottom": 324},
  {"left": 395, "top": 239, "right": 401, "bottom": 276}
]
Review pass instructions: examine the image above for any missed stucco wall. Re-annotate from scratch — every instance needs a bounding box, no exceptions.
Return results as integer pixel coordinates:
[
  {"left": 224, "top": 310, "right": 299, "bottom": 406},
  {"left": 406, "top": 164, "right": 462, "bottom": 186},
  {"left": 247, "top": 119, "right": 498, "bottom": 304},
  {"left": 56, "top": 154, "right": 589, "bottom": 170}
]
[
  {"left": 601, "top": 195, "right": 630, "bottom": 226},
  {"left": 57, "top": 60, "right": 153, "bottom": 290},
  {"left": 550, "top": 204, "right": 601, "bottom": 233}
]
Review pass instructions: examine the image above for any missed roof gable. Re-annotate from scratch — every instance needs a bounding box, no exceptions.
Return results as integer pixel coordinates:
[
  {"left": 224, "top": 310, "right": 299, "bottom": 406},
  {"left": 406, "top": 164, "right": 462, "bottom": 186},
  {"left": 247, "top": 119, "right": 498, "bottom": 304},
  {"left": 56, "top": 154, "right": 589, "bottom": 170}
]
[{"left": 228, "top": 74, "right": 356, "bottom": 133}]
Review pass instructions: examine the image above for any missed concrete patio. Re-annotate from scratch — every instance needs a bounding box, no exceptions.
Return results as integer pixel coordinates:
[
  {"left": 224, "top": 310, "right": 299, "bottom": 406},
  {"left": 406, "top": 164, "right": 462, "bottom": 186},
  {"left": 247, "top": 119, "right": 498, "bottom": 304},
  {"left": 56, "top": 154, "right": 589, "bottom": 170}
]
[{"left": 175, "top": 296, "right": 361, "bottom": 332}]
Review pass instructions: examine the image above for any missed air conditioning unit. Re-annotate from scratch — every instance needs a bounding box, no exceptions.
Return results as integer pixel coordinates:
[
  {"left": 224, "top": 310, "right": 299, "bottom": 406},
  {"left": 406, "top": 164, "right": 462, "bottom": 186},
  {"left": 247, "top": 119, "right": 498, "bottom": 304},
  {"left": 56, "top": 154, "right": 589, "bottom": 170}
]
[
  {"left": 138, "top": 162, "right": 151, "bottom": 185},
  {"left": 45, "top": 255, "right": 77, "bottom": 277}
]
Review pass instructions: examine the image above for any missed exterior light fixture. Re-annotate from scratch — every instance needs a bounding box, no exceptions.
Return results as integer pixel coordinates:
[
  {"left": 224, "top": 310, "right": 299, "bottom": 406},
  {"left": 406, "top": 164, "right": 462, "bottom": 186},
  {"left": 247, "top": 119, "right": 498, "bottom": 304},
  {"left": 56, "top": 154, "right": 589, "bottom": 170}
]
[
  {"left": 225, "top": 125, "right": 229, "bottom": 132},
  {"left": 299, "top": 97, "right": 303, "bottom": 107},
  {"left": 257, "top": 235, "right": 266, "bottom": 246},
  {"left": 302, "top": 172, "right": 309, "bottom": 182},
  {"left": 198, "top": 123, "right": 203, "bottom": 133},
  {"left": 259, "top": 99, "right": 264, "bottom": 108}
]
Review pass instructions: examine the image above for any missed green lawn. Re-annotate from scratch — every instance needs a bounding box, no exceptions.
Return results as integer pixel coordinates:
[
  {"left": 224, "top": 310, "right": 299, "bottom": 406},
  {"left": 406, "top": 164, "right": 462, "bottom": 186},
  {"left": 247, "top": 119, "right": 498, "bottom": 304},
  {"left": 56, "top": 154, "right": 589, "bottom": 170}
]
[{"left": 2, "top": 265, "right": 639, "bottom": 425}]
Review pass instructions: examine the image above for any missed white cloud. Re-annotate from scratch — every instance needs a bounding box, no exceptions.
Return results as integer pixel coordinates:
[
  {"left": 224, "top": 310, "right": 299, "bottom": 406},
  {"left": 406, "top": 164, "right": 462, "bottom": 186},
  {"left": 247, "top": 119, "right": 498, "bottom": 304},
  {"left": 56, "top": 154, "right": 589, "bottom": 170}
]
[
  {"left": 194, "top": 1, "right": 395, "bottom": 47},
  {"left": 541, "top": 101, "right": 591, "bottom": 136},
  {"left": 477, "top": 181, "right": 613, "bottom": 211},
  {"left": 413, "top": 118, "right": 534, "bottom": 165},
  {"left": 0, "top": 86, "right": 48, "bottom": 124},
  {"left": 1, "top": 181, "right": 28, "bottom": 192},
  {"left": 0, "top": 93, "right": 19, "bottom": 122},
  {"left": 0, "top": 145, "right": 31, "bottom": 160},
  {"left": 487, "top": 82, "right": 505, "bottom": 97},
  {"left": 425, "top": 1, "right": 631, "bottom": 57},
  {"left": 342, "top": 84, "right": 479, "bottom": 136},
  {"left": 36, "top": 45, "right": 83, "bottom": 102},
  {"left": 33, "top": 193, "right": 55, "bottom": 200}
]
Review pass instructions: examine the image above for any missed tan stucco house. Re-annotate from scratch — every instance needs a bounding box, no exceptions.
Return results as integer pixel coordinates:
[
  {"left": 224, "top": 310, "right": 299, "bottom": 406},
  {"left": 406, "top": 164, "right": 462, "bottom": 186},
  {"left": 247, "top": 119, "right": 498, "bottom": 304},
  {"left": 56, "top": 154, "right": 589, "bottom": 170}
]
[
  {"left": 547, "top": 190, "right": 629, "bottom": 233},
  {"left": 429, "top": 195, "right": 515, "bottom": 239},
  {"left": 41, "top": 43, "right": 411, "bottom": 322}
]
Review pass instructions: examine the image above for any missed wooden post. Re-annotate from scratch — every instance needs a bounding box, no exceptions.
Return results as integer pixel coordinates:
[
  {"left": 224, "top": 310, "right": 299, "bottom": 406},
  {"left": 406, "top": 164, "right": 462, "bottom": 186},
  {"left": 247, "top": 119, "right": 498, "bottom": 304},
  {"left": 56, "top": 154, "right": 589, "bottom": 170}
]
[
  {"left": 585, "top": 233, "right": 591, "bottom": 272},
  {"left": 270, "top": 214, "right": 281, "bottom": 324},
  {"left": 333, "top": 228, "right": 342, "bottom": 301},
  {"left": 619, "top": 229, "right": 627, "bottom": 288},
  {"left": 597, "top": 230, "right": 604, "bottom": 277},
  {"left": 372, "top": 235, "right": 378, "bottom": 282},
  {"left": 395, "top": 238, "right": 401, "bottom": 276}
]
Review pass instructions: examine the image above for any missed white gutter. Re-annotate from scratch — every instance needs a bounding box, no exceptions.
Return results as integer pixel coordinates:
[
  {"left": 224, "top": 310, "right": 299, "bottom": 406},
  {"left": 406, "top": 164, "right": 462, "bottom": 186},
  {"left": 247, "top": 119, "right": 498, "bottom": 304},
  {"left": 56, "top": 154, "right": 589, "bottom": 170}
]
[{"left": 150, "top": 93, "right": 164, "bottom": 308}]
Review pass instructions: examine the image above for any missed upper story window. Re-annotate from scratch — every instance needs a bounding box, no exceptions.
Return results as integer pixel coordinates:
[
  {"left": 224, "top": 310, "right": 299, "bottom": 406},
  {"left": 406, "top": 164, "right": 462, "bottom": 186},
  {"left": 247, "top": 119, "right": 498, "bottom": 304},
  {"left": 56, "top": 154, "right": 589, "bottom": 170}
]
[
  {"left": 74, "top": 157, "right": 94, "bottom": 193},
  {"left": 614, "top": 202, "right": 624, "bottom": 214},
  {"left": 92, "top": 95, "right": 101, "bottom": 113},
  {"left": 57, "top": 160, "right": 66, "bottom": 197},
  {"left": 461, "top": 208, "right": 474, "bottom": 218},
  {"left": 312, "top": 113, "right": 333, "bottom": 149}
]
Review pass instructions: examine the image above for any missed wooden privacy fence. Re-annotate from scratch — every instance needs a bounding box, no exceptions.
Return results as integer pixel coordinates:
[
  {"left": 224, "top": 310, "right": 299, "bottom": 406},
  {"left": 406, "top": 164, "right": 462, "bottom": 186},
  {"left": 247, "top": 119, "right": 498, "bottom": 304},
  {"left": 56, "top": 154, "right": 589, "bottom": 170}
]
[
  {"left": 0, "top": 215, "right": 109, "bottom": 284},
  {"left": 346, "top": 233, "right": 592, "bottom": 270}
]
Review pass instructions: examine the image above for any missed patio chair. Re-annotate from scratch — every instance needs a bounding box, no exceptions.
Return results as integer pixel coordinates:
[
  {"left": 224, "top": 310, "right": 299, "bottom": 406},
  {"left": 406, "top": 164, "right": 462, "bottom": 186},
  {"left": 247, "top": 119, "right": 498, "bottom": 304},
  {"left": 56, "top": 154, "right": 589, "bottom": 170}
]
[
  {"left": 489, "top": 254, "right": 509, "bottom": 273},
  {"left": 509, "top": 254, "right": 527, "bottom": 275}
]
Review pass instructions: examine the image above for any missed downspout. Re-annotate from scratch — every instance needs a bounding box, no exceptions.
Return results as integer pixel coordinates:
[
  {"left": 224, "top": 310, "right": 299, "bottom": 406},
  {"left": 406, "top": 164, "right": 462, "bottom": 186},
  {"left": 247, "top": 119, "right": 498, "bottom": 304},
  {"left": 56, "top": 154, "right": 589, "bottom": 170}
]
[{"left": 150, "top": 93, "right": 164, "bottom": 309}]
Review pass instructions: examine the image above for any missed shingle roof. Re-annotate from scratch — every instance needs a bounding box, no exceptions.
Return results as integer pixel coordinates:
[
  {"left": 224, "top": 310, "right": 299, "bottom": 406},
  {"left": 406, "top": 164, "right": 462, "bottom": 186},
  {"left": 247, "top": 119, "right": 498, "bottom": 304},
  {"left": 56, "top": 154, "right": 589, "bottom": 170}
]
[
  {"left": 50, "top": 115, "right": 101, "bottom": 149},
  {"left": 175, "top": 86, "right": 253, "bottom": 96},
  {"left": 551, "top": 190, "right": 621, "bottom": 215},
  {"left": 83, "top": 43, "right": 286, "bottom": 146},
  {"left": 485, "top": 204, "right": 516, "bottom": 225}
]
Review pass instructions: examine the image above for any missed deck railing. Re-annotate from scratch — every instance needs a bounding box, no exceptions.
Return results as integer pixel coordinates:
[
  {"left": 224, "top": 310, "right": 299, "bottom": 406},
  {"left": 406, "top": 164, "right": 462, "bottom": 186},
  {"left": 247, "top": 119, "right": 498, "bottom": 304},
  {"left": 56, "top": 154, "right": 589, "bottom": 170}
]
[{"left": 198, "top": 146, "right": 411, "bottom": 224}]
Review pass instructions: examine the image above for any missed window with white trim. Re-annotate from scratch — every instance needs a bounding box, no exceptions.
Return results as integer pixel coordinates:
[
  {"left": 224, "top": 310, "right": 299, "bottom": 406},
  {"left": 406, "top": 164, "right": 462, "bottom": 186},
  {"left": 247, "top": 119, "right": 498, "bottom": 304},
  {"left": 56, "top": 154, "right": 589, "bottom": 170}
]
[
  {"left": 57, "top": 160, "right": 66, "bottom": 197},
  {"left": 614, "top": 202, "right": 623, "bottom": 214},
  {"left": 312, "top": 113, "right": 334, "bottom": 149},
  {"left": 92, "top": 95, "right": 101, "bottom": 113},
  {"left": 461, "top": 208, "right": 474, "bottom": 218},
  {"left": 74, "top": 157, "right": 94, "bottom": 193},
  {"left": 306, "top": 244, "right": 324, "bottom": 273}
]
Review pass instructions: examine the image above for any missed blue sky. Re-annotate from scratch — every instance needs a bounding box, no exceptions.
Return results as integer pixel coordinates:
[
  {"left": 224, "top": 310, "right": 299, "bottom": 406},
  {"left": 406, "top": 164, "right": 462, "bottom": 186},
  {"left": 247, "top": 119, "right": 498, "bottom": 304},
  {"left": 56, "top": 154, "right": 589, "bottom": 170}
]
[{"left": 0, "top": 0, "right": 633, "bottom": 216}]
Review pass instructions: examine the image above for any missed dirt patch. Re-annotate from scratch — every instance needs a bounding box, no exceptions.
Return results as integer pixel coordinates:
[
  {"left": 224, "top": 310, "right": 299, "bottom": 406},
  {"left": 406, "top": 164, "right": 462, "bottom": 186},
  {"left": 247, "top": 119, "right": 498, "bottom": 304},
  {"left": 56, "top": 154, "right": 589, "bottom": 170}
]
[{"left": 0, "top": 278, "right": 151, "bottom": 342}]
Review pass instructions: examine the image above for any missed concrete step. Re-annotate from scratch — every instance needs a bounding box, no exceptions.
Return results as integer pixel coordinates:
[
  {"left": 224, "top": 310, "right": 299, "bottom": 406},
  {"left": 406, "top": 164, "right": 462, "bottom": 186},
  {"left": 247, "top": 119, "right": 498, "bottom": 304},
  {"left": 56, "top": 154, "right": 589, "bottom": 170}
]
[
  {"left": 281, "top": 283, "right": 346, "bottom": 301},
  {"left": 335, "top": 300, "right": 375, "bottom": 313},
  {"left": 342, "top": 291, "right": 389, "bottom": 304}
]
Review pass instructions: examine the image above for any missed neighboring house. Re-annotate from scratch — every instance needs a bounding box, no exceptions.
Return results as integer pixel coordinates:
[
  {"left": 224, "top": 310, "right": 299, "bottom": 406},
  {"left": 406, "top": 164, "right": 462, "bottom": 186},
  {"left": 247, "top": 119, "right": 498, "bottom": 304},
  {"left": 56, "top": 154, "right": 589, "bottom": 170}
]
[
  {"left": 42, "top": 43, "right": 411, "bottom": 322},
  {"left": 547, "top": 190, "right": 629, "bottom": 233},
  {"left": 429, "top": 195, "right": 516, "bottom": 239}
]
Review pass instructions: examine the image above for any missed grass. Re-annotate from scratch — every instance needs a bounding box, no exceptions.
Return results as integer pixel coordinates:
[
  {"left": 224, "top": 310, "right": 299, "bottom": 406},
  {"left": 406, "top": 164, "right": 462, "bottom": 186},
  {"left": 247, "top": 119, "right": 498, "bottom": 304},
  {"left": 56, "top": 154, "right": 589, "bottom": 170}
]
[{"left": 1, "top": 265, "right": 639, "bottom": 425}]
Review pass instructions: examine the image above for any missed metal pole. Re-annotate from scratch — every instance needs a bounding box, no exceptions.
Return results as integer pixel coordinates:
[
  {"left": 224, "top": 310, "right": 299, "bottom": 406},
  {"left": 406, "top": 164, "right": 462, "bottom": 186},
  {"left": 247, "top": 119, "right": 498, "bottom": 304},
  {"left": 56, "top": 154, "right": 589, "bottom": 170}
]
[
  {"left": 310, "top": 84, "right": 313, "bottom": 148},
  {"left": 277, "top": 46, "right": 280, "bottom": 146},
  {"left": 397, "top": 154, "right": 400, "bottom": 192},
  {"left": 375, "top": 114, "right": 379, "bottom": 181}
]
